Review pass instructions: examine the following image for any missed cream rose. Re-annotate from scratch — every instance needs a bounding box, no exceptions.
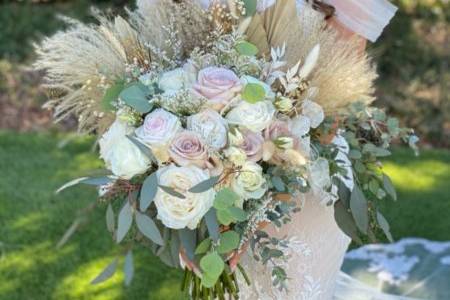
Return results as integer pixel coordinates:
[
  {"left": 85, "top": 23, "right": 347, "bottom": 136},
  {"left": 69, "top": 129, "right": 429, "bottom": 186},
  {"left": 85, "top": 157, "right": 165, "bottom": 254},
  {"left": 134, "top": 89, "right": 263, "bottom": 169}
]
[
  {"left": 155, "top": 165, "right": 215, "bottom": 229},
  {"left": 240, "top": 130, "right": 264, "bottom": 162},
  {"left": 159, "top": 67, "right": 196, "bottom": 96},
  {"left": 187, "top": 109, "right": 228, "bottom": 150},
  {"left": 193, "top": 67, "right": 242, "bottom": 111},
  {"left": 232, "top": 162, "right": 267, "bottom": 202},
  {"left": 169, "top": 131, "right": 209, "bottom": 168},
  {"left": 99, "top": 120, "right": 151, "bottom": 180},
  {"left": 224, "top": 147, "right": 247, "bottom": 166},
  {"left": 226, "top": 101, "right": 275, "bottom": 132}
]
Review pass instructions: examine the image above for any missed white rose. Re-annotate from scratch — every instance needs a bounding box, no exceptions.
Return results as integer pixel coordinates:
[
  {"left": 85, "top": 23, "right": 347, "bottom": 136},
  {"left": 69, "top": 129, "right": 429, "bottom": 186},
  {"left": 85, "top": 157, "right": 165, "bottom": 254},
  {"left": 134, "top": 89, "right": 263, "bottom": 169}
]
[
  {"left": 226, "top": 101, "right": 275, "bottom": 132},
  {"left": 241, "top": 76, "right": 275, "bottom": 100},
  {"left": 136, "top": 109, "right": 181, "bottom": 147},
  {"left": 159, "top": 67, "right": 196, "bottom": 96},
  {"left": 99, "top": 120, "right": 151, "bottom": 180},
  {"left": 155, "top": 165, "right": 215, "bottom": 230},
  {"left": 187, "top": 109, "right": 228, "bottom": 150},
  {"left": 232, "top": 162, "right": 267, "bottom": 203},
  {"left": 224, "top": 147, "right": 247, "bottom": 166}
]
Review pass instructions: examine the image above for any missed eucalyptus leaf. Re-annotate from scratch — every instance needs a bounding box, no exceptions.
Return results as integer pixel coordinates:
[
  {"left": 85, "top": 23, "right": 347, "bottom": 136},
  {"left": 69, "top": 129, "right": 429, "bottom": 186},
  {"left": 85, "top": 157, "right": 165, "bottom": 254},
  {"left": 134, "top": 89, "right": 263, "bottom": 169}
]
[
  {"left": 119, "top": 83, "right": 153, "bottom": 113},
  {"left": 336, "top": 179, "right": 351, "bottom": 209},
  {"left": 334, "top": 201, "right": 362, "bottom": 244},
  {"left": 374, "top": 147, "right": 391, "bottom": 157},
  {"left": 140, "top": 172, "right": 158, "bottom": 211},
  {"left": 377, "top": 211, "right": 394, "bottom": 242},
  {"left": 106, "top": 203, "right": 115, "bottom": 233},
  {"left": 179, "top": 228, "right": 197, "bottom": 261},
  {"left": 383, "top": 174, "right": 397, "bottom": 201},
  {"left": 200, "top": 252, "right": 224, "bottom": 288},
  {"left": 348, "top": 149, "right": 362, "bottom": 159},
  {"left": 91, "top": 259, "right": 118, "bottom": 284},
  {"left": 117, "top": 201, "right": 133, "bottom": 243},
  {"left": 169, "top": 233, "right": 181, "bottom": 267},
  {"left": 159, "top": 185, "right": 186, "bottom": 199},
  {"left": 242, "top": 83, "right": 266, "bottom": 104},
  {"left": 271, "top": 176, "right": 285, "bottom": 192},
  {"left": 242, "top": 0, "right": 257, "bottom": 16},
  {"left": 204, "top": 208, "right": 220, "bottom": 242},
  {"left": 369, "top": 179, "right": 380, "bottom": 195},
  {"left": 217, "top": 208, "right": 234, "bottom": 226},
  {"left": 201, "top": 273, "right": 218, "bottom": 289},
  {"left": 56, "top": 218, "right": 81, "bottom": 249},
  {"left": 228, "top": 207, "right": 248, "bottom": 222},
  {"left": 189, "top": 175, "right": 220, "bottom": 193},
  {"left": 195, "top": 238, "right": 212, "bottom": 255},
  {"left": 102, "top": 81, "right": 124, "bottom": 111},
  {"left": 56, "top": 176, "right": 113, "bottom": 194},
  {"left": 135, "top": 212, "right": 164, "bottom": 246},
  {"left": 350, "top": 186, "right": 369, "bottom": 234},
  {"left": 235, "top": 41, "right": 258, "bottom": 56},
  {"left": 127, "top": 135, "right": 156, "bottom": 162},
  {"left": 124, "top": 250, "right": 134, "bottom": 286},
  {"left": 214, "top": 188, "right": 239, "bottom": 210},
  {"left": 217, "top": 231, "right": 240, "bottom": 254}
]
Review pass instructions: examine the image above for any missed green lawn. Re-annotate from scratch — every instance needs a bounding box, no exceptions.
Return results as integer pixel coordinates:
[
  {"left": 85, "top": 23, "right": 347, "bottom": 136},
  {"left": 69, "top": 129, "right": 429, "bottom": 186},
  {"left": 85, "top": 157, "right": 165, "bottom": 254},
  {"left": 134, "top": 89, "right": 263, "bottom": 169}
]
[{"left": 0, "top": 131, "right": 449, "bottom": 300}]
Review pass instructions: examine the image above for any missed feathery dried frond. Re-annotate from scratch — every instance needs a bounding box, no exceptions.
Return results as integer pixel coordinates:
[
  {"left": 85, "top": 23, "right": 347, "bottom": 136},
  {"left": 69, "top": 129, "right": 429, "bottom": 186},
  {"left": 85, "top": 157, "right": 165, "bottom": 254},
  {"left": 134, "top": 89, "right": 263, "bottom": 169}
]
[
  {"left": 130, "top": 0, "right": 212, "bottom": 61},
  {"left": 296, "top": 5, "right": 377, "bottom": 112},
  {"left": 34, "top": 15, "right": 130, "bottom": 133},
  {"left": 246, "top": 0, "right": 377, "bottom": 112}
]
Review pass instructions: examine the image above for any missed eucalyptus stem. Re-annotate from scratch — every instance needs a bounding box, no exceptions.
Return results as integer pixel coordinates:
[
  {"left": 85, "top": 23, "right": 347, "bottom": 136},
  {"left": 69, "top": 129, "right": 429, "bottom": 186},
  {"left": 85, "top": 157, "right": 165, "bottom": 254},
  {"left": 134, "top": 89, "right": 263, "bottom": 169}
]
[
  {"left": 215, "top": 280, "right": 225, "bottom": 300},
  {"left": 222, "top": 272, "right": 237, "bottom": 299},
  {"left": 181, "top": 269, "right": 190, "bottom": 292},
  {"left": 237, "top": 264, "right": 251, "bottom": 286},
  {"left": 231, "top": 272, "right": 240, "bottom": 294}
]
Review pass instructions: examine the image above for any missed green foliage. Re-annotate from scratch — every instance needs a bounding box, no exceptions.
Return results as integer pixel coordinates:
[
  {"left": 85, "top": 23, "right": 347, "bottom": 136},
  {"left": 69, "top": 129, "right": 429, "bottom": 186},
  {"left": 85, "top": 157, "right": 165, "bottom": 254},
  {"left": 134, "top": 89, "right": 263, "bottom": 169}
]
[
  {"left": 375, "top": 0, "right": 450, "bottom": 147},
  {"left": 140, "top": 172, "right": 158, "bottom": 211},
  {"left": 241, "top": 83, "right": 266, "bottom": 104},
  {"left": 119, "top": 83, "right": 153, "bottom": 113},
  {"left": 189, "top": 175, "right": 220, "bottom": 193},
  {"left": 0, "top": 0, "right": 132, "bottom": 62},
  {"left": 91, "top": 258, "right": 118, "bottom": 284},
  {"left": 117, "top": 201, "right": 133, "bottom": 243},
  {"left": 217, "top": 231, "right": 240, "bottom": 254},
  {"left": 101, "top": 81, "right": 125, "bottom": 111},
  {"left": 235, "top": 41, "right": 259, "bottom": 56},
  {"left": 123, "top": 250, "right": 134, "bottom": 286},
  {"left": 199, "top": 252, "right": 224, "bottom": 288},
  {"left": 135, "top": 212, "right": 164, "bottom": 246}
]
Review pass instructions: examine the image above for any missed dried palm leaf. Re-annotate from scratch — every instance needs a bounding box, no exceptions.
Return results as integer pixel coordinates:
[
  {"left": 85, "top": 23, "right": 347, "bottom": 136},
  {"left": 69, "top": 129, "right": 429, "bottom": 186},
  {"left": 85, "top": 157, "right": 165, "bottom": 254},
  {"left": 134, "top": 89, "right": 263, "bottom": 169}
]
[{"left": 245, "top": 0, "right": 377, "bottom": 112}]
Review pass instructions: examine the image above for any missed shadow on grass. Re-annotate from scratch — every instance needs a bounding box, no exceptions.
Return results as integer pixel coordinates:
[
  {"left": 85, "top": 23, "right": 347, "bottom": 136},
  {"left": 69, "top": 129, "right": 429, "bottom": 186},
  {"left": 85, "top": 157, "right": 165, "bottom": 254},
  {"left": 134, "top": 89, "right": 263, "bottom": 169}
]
[
  {"left": 380, "top": 148, "right": 450, "bottom": 241},
  {"left": 0, "top": 131, "right": 185, "bottom": 300}
]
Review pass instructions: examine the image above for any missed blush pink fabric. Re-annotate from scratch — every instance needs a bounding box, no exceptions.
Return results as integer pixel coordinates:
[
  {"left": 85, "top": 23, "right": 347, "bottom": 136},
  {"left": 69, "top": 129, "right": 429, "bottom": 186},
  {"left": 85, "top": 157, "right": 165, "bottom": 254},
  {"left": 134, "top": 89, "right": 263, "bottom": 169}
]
[{"left": 324, "top": 0, "right": 398, "bottom": 42}]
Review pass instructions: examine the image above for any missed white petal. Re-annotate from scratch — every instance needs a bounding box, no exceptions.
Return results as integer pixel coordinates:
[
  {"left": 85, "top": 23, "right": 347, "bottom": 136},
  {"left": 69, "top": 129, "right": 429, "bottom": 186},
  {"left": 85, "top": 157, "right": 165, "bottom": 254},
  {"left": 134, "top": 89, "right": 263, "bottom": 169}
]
[{"left": 298, "top": 44, "right": 320, "bottom": 79}]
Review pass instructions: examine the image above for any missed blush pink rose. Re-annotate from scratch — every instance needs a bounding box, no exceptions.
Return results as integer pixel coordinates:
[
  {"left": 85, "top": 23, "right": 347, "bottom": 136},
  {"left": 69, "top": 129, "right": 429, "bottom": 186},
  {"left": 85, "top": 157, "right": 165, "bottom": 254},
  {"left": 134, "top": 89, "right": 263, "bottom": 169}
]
[
  {"left": 169, "top": 131, "right": 209, "bottom": 168},
  {"left": 240, "top": 130, "right": 264, "bottom": 162},
  {"left": 264, "top": 120, "right": 301, "bottom": 164},
  {"left": 264, "top": 120, "right": 292, "bottom": 141},
  {"left": 193, "top": 67, "right": 242, "bottom": 111}
]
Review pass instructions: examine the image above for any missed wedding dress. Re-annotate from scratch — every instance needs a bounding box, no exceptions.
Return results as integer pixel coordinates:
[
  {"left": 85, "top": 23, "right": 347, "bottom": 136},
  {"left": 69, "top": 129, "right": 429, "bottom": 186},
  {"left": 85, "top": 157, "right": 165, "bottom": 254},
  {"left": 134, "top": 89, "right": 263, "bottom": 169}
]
[{"left": 234, "top": 1, "right": 396, "bottom": 299}]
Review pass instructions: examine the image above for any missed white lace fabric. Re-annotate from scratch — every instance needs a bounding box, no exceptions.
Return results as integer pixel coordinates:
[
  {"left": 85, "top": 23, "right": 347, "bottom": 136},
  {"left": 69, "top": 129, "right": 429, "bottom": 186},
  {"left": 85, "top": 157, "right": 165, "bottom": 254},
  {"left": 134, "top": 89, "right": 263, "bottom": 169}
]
[{"left": 238, "top": 198, "right": 351, "bottom": 300}]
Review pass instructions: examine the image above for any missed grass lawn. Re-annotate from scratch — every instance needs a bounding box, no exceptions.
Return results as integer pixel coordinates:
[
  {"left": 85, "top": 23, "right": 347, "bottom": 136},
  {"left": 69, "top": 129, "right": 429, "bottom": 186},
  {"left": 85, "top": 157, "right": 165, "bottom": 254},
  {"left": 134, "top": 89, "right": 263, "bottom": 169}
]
[{"left": 0, "top": 131, "right": 448, "bottom": 300}]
